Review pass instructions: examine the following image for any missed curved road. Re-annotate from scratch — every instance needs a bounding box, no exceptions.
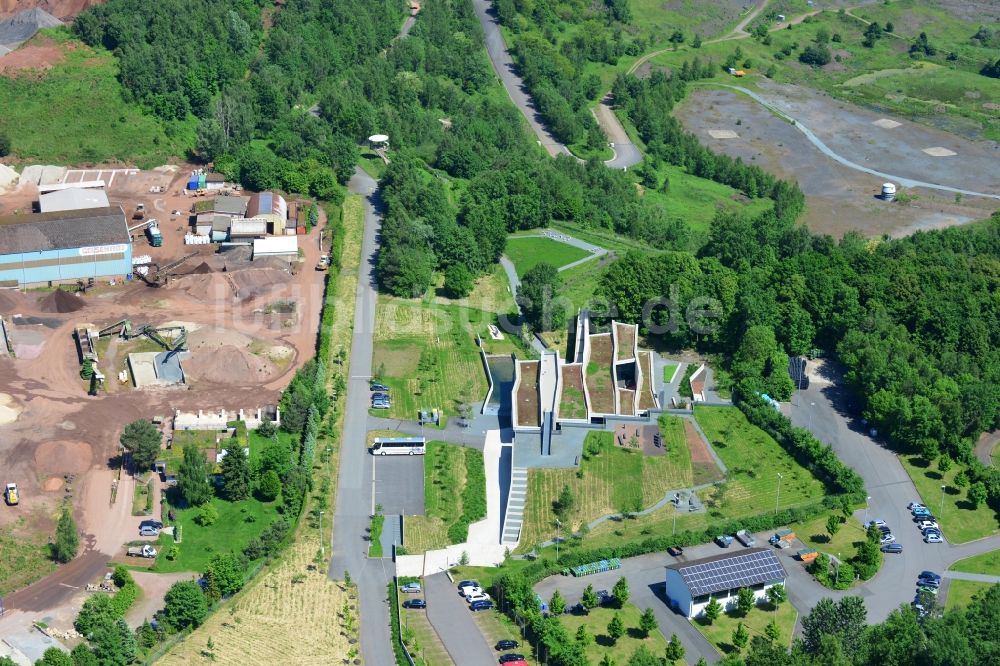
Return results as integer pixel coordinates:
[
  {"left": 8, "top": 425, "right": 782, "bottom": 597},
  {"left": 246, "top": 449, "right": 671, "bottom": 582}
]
[
  {"left": 707, "top": 84, "right": 1000, "bottom": 200},
  {"left": 471, "top": 0, "right": 642, "bottom": 169}
]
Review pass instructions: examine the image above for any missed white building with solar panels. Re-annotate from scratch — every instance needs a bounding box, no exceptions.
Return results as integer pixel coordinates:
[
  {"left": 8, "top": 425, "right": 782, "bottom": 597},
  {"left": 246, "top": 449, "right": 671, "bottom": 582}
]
[{"left": 665, "top": 547, "right": 786, "bottom": 618}]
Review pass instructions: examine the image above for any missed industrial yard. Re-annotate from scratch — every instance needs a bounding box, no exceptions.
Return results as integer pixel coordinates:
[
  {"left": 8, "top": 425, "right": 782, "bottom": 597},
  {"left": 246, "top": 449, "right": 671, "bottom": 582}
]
[{"left": 0, "top": 162, "right": 328, "bottom": 616}]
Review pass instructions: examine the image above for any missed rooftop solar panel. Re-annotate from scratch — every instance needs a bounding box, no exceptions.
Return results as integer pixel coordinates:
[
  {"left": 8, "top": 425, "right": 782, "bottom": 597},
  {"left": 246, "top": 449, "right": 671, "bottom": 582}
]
[{"left": 667, "top": 548, "right": 786, "bottom": 597}]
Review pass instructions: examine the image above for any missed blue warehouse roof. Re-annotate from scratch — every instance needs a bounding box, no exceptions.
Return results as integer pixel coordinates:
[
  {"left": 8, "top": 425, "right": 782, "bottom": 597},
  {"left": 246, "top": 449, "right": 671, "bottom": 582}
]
[
  {"left": 666, "top": 547, "right": 785, "bottom": 597},
  {"left": 0, "top": 206, "right": 129, "bottom": 255}
]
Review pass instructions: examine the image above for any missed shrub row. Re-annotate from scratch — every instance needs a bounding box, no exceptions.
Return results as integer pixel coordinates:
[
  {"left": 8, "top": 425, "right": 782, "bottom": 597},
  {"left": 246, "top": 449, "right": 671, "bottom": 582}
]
[
  {"left": 387, "top": 583, "right": 409, "bottom": 666},
  {"left": 110, "top": 581, "right": 140, "bottom": 616},
  {"left": 447, "top": 448, "right": 488, "bottom": 543}
]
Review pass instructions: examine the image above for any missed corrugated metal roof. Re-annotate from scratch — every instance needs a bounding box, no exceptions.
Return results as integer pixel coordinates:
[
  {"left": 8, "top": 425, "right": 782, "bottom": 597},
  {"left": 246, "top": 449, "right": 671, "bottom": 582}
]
[
  {"left": 666, "top": 548, "right": 785, "bottom": 597},
  {"left": 38, "top": 188, "right": 110, "bottom": 213},
  {"left": 252, "top": 236, "right": 298, "bottom": 256},
  {"left": 0, "top": 206, "right": 129, "bottom": 255},
  {"left": 193, "top": 196, "right": 247, "bottom": 215}
]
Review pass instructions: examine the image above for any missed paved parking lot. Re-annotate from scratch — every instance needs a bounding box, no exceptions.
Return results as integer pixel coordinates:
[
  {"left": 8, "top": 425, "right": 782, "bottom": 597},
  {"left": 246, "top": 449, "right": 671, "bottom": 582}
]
[{"left": 373, "top": 455, "right": 424, "bottom": 516}]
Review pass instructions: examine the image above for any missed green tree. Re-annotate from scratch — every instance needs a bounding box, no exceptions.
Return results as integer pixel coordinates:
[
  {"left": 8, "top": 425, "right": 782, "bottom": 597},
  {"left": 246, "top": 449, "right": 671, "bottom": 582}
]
[
  {"left": 612, "top": 576, "right": 630, "bottom": 607},
  {"left": 553, "top": 484, "right": 575, "bottom": 520},
  {"left": 626, "top": 645, "right": 660, "bottom": 666},
  {"left": 968, "top": 481, "right": 987, "bottom": 508},
  {"left": 575, "top": 624, "right": 591, "bottom": 646},
  {"left": 53, "top": 504, "right": 79, "bottom": 563},
  {"left": 665, "top": 633, "right": 685, "bottom": 664},
  {"left": 136, "top": 619, "right": 160, "bottom": 650},
  {"left": 119, "top": 420, "right": 161, "bottom": 472},
  {"left": 516, "top": 262, "right": 566, "bottom": 331},
  {"left": 204, "top": 552, "right": 246, "bottom": 600},
  {"left": 599, "top": 655, "right": 616, "bottom": 666},
  {"left": 220, "top": 443, "right": 251, "bottom": 501},
  {"left": 582, "top": 584, "right": 599, "bottom": 610},
  {"left": 826, "top": 514, "right": 842, "bottom": 539},
  {"left": 732, "top": 622, "right": 750, "bottom": 651},
  {"left": 549, "top": 589, "right": 566, "bottom": 615},
  {"left": 256, "top": 419, "right": 277, "bottom": 438},
  {"left": 194, "top": 503, "right": 218, "bottom": 526},
  {"left": 74, "top": 594, "right": 116, "bottom": 636},
  {"left": 443, "top": 264, "right": 474, "bottom": 298},
  {"left": 259, "top": 469, "right": 281, "bottom": 501},
  {"left": 607, "top": 613, "right": 625, "bottom": 644},
  {"left": 69, "top": 645, "right": 97, "bottom": 666},
  {"left": 955, "top": 470, "right": 969, "bottom": 487},
  {"left": 638, "top": 607, "right": 658, "bottom": 637},
  {"left": 163, "top": 581, "right": 209, "bottom": 630},
  {"left": 692, "top": 34, "right": 702, "bottom": 48},
  {"left": 88, "top": 618, "right": 137, "bottom": 666},
  {"left": 799, "top": 44, "right": 832, "bottom": 66},
  {"left": 704, "top": 598, "right": 722, "bottom": 624},
  {"left": 111, "top": 565, "right": 132, "bottom": 588},
  {"left": 177, "top": 444, "right": 212, "bottom": 506},
  {"left": 801, "top": 596, "right": 867, "bottom": 655},
  {"left": 766, "top": 583, "right": 786, "bottom": 609},
  {"left": 737, "top": 587, "right": 756, "bottom": 615},
  {"left": 36, "top": 647, "right": 73, "bottom": 666},
  {"left": 764, "top": 619, "right": 781, "bottom": 642}
]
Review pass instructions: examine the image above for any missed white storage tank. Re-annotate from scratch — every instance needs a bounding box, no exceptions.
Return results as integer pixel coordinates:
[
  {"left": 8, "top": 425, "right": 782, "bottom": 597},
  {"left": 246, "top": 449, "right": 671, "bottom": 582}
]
[{"left": 882, "top": 183, "right": 896, "bottom": 201}]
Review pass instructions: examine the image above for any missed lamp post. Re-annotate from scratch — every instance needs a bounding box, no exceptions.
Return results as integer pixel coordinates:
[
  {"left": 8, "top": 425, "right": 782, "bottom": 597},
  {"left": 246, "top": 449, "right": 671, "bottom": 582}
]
[
  {"left": 555, "top": 519, "right": 561, "bottom": 562},
  {"left": 775, "top": 473, "right": 783, "bottom": 514},
  {"left": 864, "top": 496, "right": 871, "bottom": 526},
  {"left": 672, "top": 507, "right": 677, "bottom": 536},
  {"left": 835, "top": 552, "right": 841, "bottom": 586},
  {"left": 940, "top": 485, "right": 946, "bottom": 518},
  {"left": 319, "top": 510, "right": 325, "bottom": 559},
  {"left": 808, "top": 402, "right": 816, "bottom": 431}
]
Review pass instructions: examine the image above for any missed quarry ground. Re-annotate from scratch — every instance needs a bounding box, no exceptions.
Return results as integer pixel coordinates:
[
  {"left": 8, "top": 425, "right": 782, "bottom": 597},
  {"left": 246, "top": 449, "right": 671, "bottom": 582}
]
[
  {"left": 0, "top": 165, "right": 326, "bottom": 638},
  {"left": 675, "top": 82, "right": 1000, "bottom": 238}
]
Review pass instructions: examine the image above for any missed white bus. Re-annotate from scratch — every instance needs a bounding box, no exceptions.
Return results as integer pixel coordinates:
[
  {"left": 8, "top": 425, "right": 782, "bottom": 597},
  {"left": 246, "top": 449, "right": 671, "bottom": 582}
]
[{"left": 370, "top": 437, "right": 426, "bottom": 455}]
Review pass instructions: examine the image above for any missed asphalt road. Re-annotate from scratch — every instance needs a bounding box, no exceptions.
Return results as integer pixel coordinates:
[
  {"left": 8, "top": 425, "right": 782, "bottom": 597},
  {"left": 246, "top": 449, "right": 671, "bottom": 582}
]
[
  {"left": 425, "top": 572, "right": 497, "bottom": 665},
  {"left": 783, "top": 361, "right": 1000, "bottom": 623},
  {"left": 373, "top": 454, "right": 425, "bottom": 516},
  {"left": 328, "top": 167, "right": 397, "bottom": 666},
  {"left": 471, "top": 0, "right": 641, "bottom": 169}
]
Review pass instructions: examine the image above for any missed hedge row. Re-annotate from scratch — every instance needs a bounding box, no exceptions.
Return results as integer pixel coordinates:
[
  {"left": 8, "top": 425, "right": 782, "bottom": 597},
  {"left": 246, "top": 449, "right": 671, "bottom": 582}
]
[
  {"left": 387, "top": 583, "right": 410, "bottom": 666},
  {"left": 110, "top": 581, "right": 139, "bottom": 616},
  {"left": 447, "top": 448, "right": 488, "bottom": 543}
]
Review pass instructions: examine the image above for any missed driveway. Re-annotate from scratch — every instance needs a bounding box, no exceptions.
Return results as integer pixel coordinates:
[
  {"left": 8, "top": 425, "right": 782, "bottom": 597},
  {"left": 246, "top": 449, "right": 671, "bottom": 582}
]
[
  {"left": 424, "top": 572, "right": 496, "bottom": 665},
  {"left": 784, "top": 360, "right": 1000, "bottom": 622},
  {"left": 328, "top": 168, "right": 396, "bottom": 666}
]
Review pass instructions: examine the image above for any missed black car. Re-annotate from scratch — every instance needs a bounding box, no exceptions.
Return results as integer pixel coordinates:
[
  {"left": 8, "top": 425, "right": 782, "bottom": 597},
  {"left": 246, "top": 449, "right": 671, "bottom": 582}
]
[
  {"left": 403, "top": 599, "right": 426, "bottom": 609},
  {"left": 878, "top": 525, "right": 891, "bottom": 534},
  {"left": 667, "top": 546, "right": 684, "bottom": 557},
  {"left": 495, "top": 640, "right": 519, "bottom": 651},
  {"left": 140, "top": 520, "right": 164, "bottom": 530},
  {"left": 499, "top": 655, "right": 526, "bottom": 664},
  {"left": 918, "top": 570, "right": 941, "bottom": 582},
  {"left": 881, "top": 543, "right": 904, "bottom": 554},
  {"left": 458, "top": 579, "right": 480, "bottom": 589},
  {"left": 470, "top": 600, "right": 494, "bottom": 612},
  {"left": 370, "top": 383, "right": 390, "bottom": 392}
]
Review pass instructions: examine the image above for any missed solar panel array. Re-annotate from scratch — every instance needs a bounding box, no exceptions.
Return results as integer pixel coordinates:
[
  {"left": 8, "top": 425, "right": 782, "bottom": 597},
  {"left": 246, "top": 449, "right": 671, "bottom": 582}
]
[{"left": 677, "top": 550, "right": 785, "bottom": 597}]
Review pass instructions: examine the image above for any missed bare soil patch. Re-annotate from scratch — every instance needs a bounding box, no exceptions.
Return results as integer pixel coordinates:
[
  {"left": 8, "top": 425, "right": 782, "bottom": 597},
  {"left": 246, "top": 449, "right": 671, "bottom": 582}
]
[
  {"left": 0, "top": 42, "right": 64, "bottom": 76},
  {"left": 185, "top": 345, "right": 279, "bottom": 385},
  {"left": 42, "top": 476, "right": 64, "bottom": 491},
  {"left": 33, "top": 440, "right": 92, "bottom": 475}
]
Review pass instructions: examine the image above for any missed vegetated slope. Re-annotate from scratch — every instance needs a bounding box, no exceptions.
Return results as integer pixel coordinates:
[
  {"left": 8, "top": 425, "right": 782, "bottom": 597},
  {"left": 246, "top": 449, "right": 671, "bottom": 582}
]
[
  {"left": 0, "top": 29, "right": 190, "bottom": 166},
  {"left": 0, "top": 0, "right": 102, "bottom": 20}
]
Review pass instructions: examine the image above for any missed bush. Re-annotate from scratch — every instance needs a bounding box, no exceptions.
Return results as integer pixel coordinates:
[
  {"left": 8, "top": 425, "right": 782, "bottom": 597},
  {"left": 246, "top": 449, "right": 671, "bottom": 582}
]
[
  {"left": 799, "top": 44, "right": 831, "bottom": 66},
  {"left": 194, "top": 503, "right": 219, "bottom": 526},
  {"left": 258, "top": 470, "right": 281, "bottom": 501},
  {"left": 109, "top": 582, "right": 139, "bottom": 616}
]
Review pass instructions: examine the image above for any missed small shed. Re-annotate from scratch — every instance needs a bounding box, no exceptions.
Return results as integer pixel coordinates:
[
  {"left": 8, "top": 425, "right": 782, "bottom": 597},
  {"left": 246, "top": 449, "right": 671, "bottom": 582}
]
[
  {"left": 205, "top": 173, "right": 226, "bottom": 190},
  {"left": 211, "top": 214, "right": 230, "bottom": 242},
  {"left": 252, "top": 236, "right": 298, "bottom": 260}
]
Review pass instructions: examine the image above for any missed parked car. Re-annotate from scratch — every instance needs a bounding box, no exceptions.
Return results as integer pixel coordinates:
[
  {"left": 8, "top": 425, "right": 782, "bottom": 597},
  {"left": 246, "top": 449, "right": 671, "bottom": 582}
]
[
  {"left": 918, "top": 578, "right": 940, "bottom": 589},
  {"left": 458, "top": 579, "right": 480, "bottom": 590},
  {"left": 715, "top": 535, "right": 734, "bottom": 548},
  {"left": 878, "top": 525, "right": 892, "bottom": 534},
  {"left": 917, "top": 585, "right": 939, "bottom": 595},
  {"left": 495, "top": 640, "right": 519, "bottom": 651},
  {"left": 913, "top": 514, "right": 935, "bottom": 523},
  {"left": 596, "top": 589, "right": 611, "bottom": 605},
  {"left": 403, "top": 599, "right": 426, "bottom": 609},
  {"left": 460, "top": 586, "right": 484, "bottom": 597},
  {"left": 912, "top": 507, "right": 932, "bottom": 516},
  {"left": 466, "top": 592, "right": 491, "bottom": 604},
  {"left": 371, "top": 400, "right": 391, "bottom": 410},
  {"left": 917, "top": 520, "right": 939, "bottom": 530},
  {"left": 371, "top": 392, "right": 390, "bottom": 400},
  {"left": 924, "top": 533, "right": 944, "bottom": 543},
  {"left": 667, "top": 546, "right": 684, "bottom": 557},
  {"left": 139, "top": 525, "right": 160, "bottom": 537},
  {"left": 879, "top": 533, "right": 896, "bottom": 544},
  {"left": 370, "top": 383, "right": 390, "bottom": 392},
  {"left": 140, "top": 520, "right": 163, "bottom": 530},
  {"left": 863, "top": 519, "right": 887, "bottom": 529},
  {"left": 907, "top": 502, "right": 927, "bottom": 510},
  {"left": 918, "top": 571, "right": 941, "bottom": 583},
  {"left": 881, "top": 543, "right": 904, "bottom": 554},
  {"left": 470, "top": 600, "right": 494, "bottom": 612},
  {"left": 400, "top": 582, "right": 422, "bottom": 594},
  {"left": 499, "top": 654, "right": 526, "bottom": 664}
]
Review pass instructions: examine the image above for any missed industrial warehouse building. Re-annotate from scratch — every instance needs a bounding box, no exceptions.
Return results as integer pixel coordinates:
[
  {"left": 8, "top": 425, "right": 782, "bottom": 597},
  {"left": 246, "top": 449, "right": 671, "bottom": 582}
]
[
  {"left": 665, "top": 548, "right": 786, "bottom": 618},
  {"left": 0, "top": 206, "right": 132, "bottom": 287},
  {"left": 38, "top": 187, "right": 110, "bottom": 213}
]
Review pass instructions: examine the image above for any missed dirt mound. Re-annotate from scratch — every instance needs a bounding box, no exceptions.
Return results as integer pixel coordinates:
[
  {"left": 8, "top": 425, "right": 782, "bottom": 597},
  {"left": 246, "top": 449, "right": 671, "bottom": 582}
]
[
  {"left": 36, "top": 288, "right": 84, "bottom": 313},
  {"left": 43, "top": 476, "right": 64, "bottom": 491},
  {"left": 186, "top": 345, "right": 279, "bottom": 385},
  {"left": 0, "top": 41, "right": 64, "bottom": 75},
  {"left": 33, "top": 440, "right": 92, "bottom": 475},
  {"left": 229, "top": 267, "right": 292, "bottom": 300},
  {"left": 188, "top": 261, "right": 214, "bottom": 275}
]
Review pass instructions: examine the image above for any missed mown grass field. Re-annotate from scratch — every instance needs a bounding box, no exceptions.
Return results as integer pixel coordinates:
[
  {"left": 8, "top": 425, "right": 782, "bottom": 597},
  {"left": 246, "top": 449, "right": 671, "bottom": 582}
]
[
  {"left": 398, "top": 588, "right": 454, "bottom": 665},
  {"left": 950, "top": 549, "right": 1000, "bottom": 576},
  {"left": 372, "top": 299, "right": 490, "bottom": 419},
  {"left": 0, "top": 30, "right": 193, "bottom": 167},
  {"left": 695, "top": 599, "right": 797, "bottom": 655},
  {"left": 695, "top": 406, "right": 827, "bottom": 518},
  {"left": 561, "top": 603, "right": 670, "bottom": 664},
  {"left": 0, "top": 524, "right": 56, "bottom": 598},
  {"left": 519, "top": 423, "right": 694, "bottom": 551},
  {"left": 430, "top": 263, "right": 517, "bottom": 314},
  {"left": 944, "top": 579, "right": 994, "bottom": 611},
  {"left": 152, "top": 494, "right": 281, "bottom": 574},
  {"left": 899, "top": 455, "right": 1000, "bottom": 544},
  {"left": 505, "top": 236, "right": 593, "bottom": 277},
  {"left": 404, "top": 442, "right": 486, "bottom": 552}
]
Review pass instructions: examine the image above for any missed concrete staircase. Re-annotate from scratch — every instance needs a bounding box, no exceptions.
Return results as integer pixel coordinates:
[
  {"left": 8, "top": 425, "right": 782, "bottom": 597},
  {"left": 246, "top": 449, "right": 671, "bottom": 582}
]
[{"left": 501, "top": 467, "right": 529, "bottom": 547}]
